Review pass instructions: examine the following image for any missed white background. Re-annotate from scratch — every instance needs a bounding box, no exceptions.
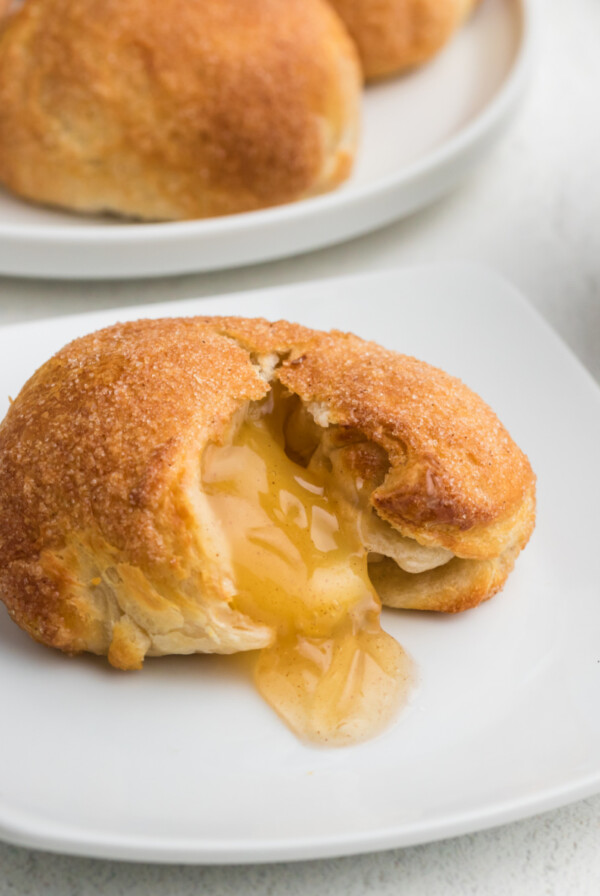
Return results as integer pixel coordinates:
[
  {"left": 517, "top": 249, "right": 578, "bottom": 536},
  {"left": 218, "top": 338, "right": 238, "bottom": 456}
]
[{"left": 0, "top": 0, "right": 599, "bottom": 892}]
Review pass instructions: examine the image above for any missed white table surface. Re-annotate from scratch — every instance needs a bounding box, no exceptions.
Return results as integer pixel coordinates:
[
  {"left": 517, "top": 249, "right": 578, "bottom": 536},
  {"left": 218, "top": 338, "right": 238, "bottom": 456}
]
[{"left": 1, "top": 1, "right": 599, "bottom": 893}]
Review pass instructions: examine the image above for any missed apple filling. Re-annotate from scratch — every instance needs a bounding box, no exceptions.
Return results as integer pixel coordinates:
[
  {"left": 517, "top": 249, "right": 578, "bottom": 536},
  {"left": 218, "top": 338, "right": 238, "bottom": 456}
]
[{"left": 201, "top": 390, "right": 450, "bottom": 746}]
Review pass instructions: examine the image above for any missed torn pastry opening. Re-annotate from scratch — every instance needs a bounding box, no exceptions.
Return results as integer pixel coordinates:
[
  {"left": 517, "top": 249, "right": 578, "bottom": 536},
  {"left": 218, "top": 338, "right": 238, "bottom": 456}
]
[{"left": 200, "top": 383, "right": 454, "bottom": 746}]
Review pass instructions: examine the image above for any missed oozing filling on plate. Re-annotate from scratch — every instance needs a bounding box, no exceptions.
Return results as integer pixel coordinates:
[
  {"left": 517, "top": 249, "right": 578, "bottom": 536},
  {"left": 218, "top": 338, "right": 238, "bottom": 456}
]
[{"left": 201, "top": 389, "right": 453, "bottom": 746}]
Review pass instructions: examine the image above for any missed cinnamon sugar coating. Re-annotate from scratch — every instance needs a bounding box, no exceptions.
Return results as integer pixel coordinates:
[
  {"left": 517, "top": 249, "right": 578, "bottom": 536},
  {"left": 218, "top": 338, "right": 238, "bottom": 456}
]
[
  {"left": 209, "top": 317, "right": 536, "bottom": 559},
  {"left": 0, "top": 315, "right": 535, "bottom": 664},
  {"left": 0, "top": 318, "right": 272, "bottom": 660},
  {"left": 0, "top": 0, "right": 361, "bottom": 219}
]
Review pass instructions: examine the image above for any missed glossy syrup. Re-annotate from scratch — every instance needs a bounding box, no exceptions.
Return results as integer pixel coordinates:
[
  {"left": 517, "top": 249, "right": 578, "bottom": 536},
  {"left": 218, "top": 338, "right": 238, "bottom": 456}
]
[{"left": 201, "top": 402, "right": 412, "bottom": 746}]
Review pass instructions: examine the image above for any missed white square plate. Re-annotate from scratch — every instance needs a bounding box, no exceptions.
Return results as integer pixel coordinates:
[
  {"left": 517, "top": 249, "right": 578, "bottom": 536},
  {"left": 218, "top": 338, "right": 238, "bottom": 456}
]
[{"left": 0, "top": 265, "right": 599, "bottom": 863}]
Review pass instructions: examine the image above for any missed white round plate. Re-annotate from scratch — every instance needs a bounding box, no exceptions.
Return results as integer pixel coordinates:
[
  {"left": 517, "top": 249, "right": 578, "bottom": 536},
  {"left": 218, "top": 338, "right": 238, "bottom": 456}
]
[
  {"left": 0, "top": 0, "right": 532, "bottom": 280},
  {"left": 0, "top": 265, "right": 600, "bottom": 863}
]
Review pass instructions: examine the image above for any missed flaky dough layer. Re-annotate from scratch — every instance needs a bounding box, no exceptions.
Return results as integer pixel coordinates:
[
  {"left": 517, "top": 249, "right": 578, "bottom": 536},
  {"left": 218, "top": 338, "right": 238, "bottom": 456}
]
[
  {"left": 0, "top": 0, "right": 361, "bottom": 219},
  {"left": 0, "top": 316, "right": 535, "bottom": 667}
]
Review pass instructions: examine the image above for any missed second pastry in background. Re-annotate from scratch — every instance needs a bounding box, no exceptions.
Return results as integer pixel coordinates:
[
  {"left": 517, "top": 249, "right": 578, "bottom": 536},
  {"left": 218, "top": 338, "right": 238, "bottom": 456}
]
[
  {"left": 0, "top": 0, "right": 361, "bottom": 220},
  {"left": 328, "top": 0, "right": 482, "bottom": 80}
]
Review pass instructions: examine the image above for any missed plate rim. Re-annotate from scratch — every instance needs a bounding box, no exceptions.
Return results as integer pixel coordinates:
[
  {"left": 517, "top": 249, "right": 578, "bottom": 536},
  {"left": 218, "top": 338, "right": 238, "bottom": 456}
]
[{"left": 2, "top": 766, "right": 600, "bottom": 864}]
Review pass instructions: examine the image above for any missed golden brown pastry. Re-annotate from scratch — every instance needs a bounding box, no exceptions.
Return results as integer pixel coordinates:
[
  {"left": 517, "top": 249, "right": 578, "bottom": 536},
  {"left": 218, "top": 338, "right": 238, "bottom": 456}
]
[
  {"left": 327, "top": 0, "right": 482, "bottom": 81},
  {"left": 0, "top": 317, "right": 535, "bottom": 745},
  {"left": 0, "top": 0, "right": 361, "bottom": 220},
  {"left": 0, "top": 1, "right": 14, "bottom": 21}
]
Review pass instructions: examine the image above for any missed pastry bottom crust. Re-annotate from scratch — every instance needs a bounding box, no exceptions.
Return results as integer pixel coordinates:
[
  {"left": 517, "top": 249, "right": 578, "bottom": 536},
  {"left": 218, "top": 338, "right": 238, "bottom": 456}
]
[{"left": 369, "top": 543, "right": 521, "bottom": 613}]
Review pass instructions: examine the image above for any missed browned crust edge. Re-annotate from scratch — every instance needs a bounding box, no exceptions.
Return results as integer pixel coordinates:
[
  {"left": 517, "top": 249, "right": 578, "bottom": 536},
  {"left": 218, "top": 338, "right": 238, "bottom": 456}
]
[{"left": 369, "top": 542, "right": 522, "bottom": 613}]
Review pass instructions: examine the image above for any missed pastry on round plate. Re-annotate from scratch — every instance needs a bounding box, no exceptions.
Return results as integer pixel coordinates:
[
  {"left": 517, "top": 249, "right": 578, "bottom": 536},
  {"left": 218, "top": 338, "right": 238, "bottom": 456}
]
[
  {"left": 327, "top": 0, "right": 481, "bottom": 80},
  {"left": 0, "top": 0, "right": 361, "bottom": 220},
  {"left": 0, "top": 317, "right": 535, "bottom": 745}
]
